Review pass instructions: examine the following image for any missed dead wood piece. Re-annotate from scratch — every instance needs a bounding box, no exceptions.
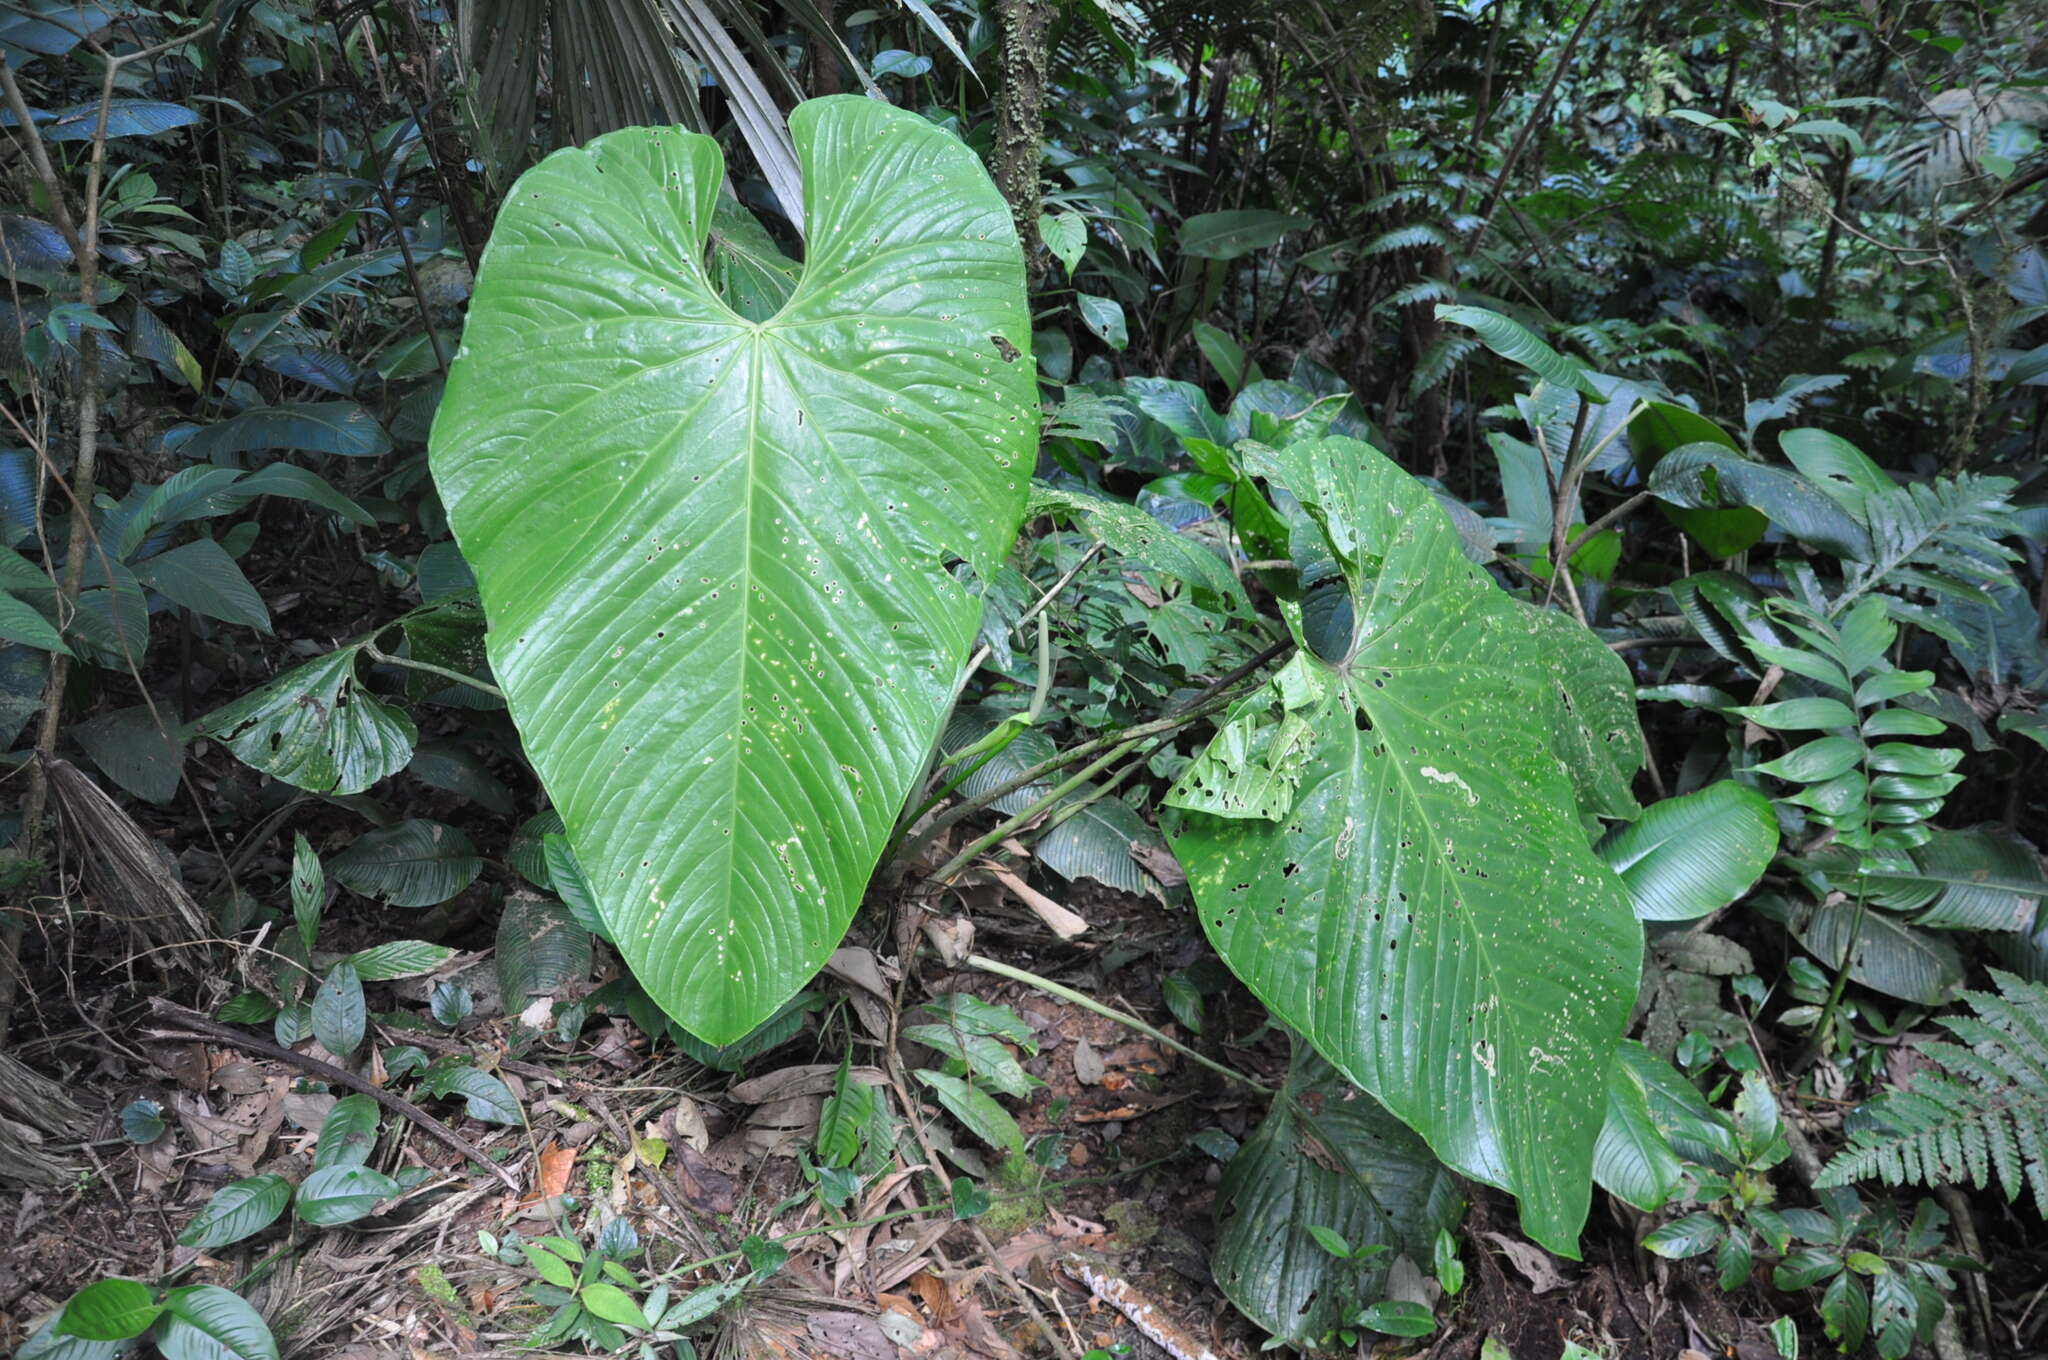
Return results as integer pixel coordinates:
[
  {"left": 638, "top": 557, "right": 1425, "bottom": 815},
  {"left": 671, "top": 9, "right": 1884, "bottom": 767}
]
[
  {"left": 44, "top": 756, "right": 208, "bottom": 956},
  {"left": 145, "top": 998, "right": 520, "bottom": 1191},
  {"left": 1057, "top": 1254, "right": 1220, "bottom": 1360},
  {"left": 0, "top": 1051, "right": 93, "bottom": 1187}
]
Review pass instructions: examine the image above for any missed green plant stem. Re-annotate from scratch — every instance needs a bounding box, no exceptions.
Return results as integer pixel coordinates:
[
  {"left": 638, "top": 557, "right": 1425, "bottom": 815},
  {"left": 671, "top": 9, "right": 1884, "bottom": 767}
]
[
  {"left": 361, "top": 643, "right": 505, "bottom": 700},
  {"left": 1810, "top": 886, "right": 1869, "bottom": 1061},
  {"left": 898, "top": 638, "right": 1290, "bottom": 870},
  {"left": 924, "top": 731, "right": 1142, "bottom": 884},
  {"left": 966, "top": 954, "right": 1272, "bottom": 1094},
  {"left": 1558, "top": 490, "right": 1651, "bottom": 568}
]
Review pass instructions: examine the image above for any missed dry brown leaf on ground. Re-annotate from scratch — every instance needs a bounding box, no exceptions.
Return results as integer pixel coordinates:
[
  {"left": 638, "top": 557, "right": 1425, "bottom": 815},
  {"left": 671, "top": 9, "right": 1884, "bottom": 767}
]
[
  {"left": 670, "top": 1137, "right": 738, "bottom": 1213},
  {"left": 1481, "top": 1231, "right": 1573, "bottom": 1294},
  {"left": 827, "top": 945, "right": 896, "bottom": 998},
  {"left": 730, "top": 1063, "right": 889, "bottom": 1104},
  {"left": 530, "top": 1140, "right": 574, "bottom": 1201}
]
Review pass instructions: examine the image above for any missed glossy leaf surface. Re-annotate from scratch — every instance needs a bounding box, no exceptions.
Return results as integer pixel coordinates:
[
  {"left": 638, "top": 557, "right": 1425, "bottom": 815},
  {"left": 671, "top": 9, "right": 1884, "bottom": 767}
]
[
  {"left": 432, "top": 97, "right": 1033, "bottom": 1043},
  {"left": 1596, "top": 780, "right": 1778, "bottom": 921},
  {"left": 1167, "top": 436, "right": 1643, "bottom": 1254}
]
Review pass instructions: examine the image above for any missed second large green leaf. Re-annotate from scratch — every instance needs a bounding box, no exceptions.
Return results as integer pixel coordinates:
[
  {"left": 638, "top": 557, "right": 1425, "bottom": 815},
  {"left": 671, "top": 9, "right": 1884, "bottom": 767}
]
[
  {"left": 430, "top": 97, "right": 1035, "bottom": 1042},
  {"left": 1166, "top": 436, "right": 1644, "bottom": 1254}
]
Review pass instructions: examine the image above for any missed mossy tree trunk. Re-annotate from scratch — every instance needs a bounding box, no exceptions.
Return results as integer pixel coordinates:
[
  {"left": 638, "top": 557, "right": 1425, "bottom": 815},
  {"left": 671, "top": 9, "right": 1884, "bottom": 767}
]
[{"left": 993, "top": 0, "right": 1051, "bottom": 266}]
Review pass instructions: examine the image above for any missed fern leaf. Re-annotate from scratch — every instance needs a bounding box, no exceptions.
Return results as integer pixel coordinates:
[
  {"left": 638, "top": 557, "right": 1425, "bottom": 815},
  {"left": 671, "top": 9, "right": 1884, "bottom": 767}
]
[
  {"left": 1363, "top": 223, "right": 1450, "bottom": 256},
  {"left": 1819, "top": 971, "right": 2048, "bottom": 1214},
  {"left": 1836, "top": 474, "right": 2022, "bottom": 614},
  {"left": 1408, "top": 335, "right": 1478, "bottom": 398}
]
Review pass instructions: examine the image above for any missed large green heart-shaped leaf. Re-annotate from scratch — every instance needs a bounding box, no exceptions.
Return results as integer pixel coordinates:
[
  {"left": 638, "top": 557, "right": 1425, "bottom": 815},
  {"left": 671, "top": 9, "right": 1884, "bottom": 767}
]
[
  {"left": 1166, "top": 436, "right": 1643, "bottom": 1254},
  {"left": 431, "top": 97, "right": 1034, "bottom": 1043}
]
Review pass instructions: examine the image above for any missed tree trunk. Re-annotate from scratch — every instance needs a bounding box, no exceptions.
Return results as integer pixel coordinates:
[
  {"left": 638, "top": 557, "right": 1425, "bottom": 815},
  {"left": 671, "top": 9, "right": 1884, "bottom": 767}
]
[{"left": 992, "top": 0, "right": 1051, "bottom": 261}]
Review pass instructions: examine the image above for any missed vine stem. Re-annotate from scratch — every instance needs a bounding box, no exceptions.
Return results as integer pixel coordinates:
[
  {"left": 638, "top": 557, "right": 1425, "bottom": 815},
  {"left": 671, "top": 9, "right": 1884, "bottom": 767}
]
[
  {"left": 965, "top": 954, "right": 1271, "bottom": 1094},
  {"left": 896, "top": 638, "right": 1291, "bottom": 873},
  {"left": 145, "top": 998, "right": 522, "bottom": 1191},
  {"left": 0, "top": 22, "right": 214, "bottom": 1049},
  {"left": 361, "top": 642, "right": 505, "bottom": 699}
]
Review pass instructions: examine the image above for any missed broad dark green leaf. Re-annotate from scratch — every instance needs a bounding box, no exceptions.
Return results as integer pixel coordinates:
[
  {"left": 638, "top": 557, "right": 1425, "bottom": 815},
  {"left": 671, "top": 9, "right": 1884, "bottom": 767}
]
[
  {"left": 293, "top": 1164, "right": 398, "bottom": 1225},
  {"left": 1179, "top": 210, "right": 1309, "bottom": 260},
  {"left": 156, "top": 1286, "right": 277, "bottom": 1360},
  {"left": 311, "top": 960, "right": 365, "bottom": 1057},
  {"left": 1211, "top": 1046, "right": 1461, "bottom": 1349},
  {"left": 1630, "top": 403, "right": 1768, "bottom": 555},
  {"left": 133, "top": 538, "right": 271, "bottom": 631},
  {"left": 496, "top": 893, "right": 592, "bottom": 1002},
  {"left": 1592, "top": 1053, "right": 1683, "bottom": 1211},
  {"left": 71, "top": 705, "right": 182, "bottom": 804},
  {"left": 578, "top": 1282, "right": 646, "bottom": 1329},
  {"left": 198, "top": 646, "right": 416, "bottom": 796},
  {"left": 1436, "top": 304, "right": 1605, "bottom": 400},
  {"left": 329, "top": 819, "right": 481, "bottom": 907},
  {"left": 1357, "top": 1301, "right": 1437, "bottom": 1337},
  {"left": 15, "top": 1317, "right": 118, "bottom": 1360},
  {"left": 1167, "top": 436, "right": 1643, "bottom": 1255},
  {"left": 54, "top": 1280, "right": 158, "bottom": 1341},
  {"left": 1647, "top": 443, "right": 1873, "bottom": 561},
  {"left": 1643, "top": 1211, "right": 1725, "bottom": 1258},
  {"left": 1794, "top": 901, "right": 1964, "bottom": 1005},
  {"left": 179, "top": 401, "right": 391, "bottom": 463},
  {"left": 177, "top": 1175, "right": 293, "bottom": 1249},
  {"left": 345, "top": 939, "right": 455, "bottom": 981},
  {"left": 1596, "top": 782, "right": 1778, "bottom": 921},
  {"left": 913, "top": 1069, "right": 1023, "bottom": 1155},
  {"left": 431, "top": 97, "right": 1034, "bottom": 1044},
  {"left": 313, "top": 1094, "right": 380, "bottom": 1170},
  {"left": 424, "top": 1062, "right": 522, "bottom": 1125},
  {"left": 33, "top": 99, "right": 199, "bottom": 141},
  {"left": 0, "top": 590, "right": 68, "bottom": 655},
  {"left": 541, "top": 833, "right": 612, "bottom": 942}
]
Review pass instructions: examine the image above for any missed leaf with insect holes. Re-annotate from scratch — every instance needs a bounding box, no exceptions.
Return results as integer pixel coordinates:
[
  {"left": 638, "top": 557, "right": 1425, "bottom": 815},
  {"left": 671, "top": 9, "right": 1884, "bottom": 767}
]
[
  {"left": 1168, "top": 436, "right": 1643, "bottom": 1256},
  {"left": 431, "top": 97, "right": 1033, "bottom": 1045},
  {"left": 198, "top": 646, "right": 415, "bottom": 796}
]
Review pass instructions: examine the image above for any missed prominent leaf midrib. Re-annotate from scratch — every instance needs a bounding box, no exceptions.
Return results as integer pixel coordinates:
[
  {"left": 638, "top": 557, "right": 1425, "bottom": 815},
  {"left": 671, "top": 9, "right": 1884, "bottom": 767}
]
[
  {"left": 438, "top": 100, "right": 1033, "bottom": 1041},
  {"left": 1344, "top": 689, "right": 1512, "bottom": 1046},
  {"left": 713, "top": 329, "right": 767, "bottom": 959}
]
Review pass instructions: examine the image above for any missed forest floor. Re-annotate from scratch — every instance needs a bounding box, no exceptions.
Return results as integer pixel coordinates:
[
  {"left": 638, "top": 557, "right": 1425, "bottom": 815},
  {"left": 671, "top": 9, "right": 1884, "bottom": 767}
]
[{"left": 1, "top": 855, "right": 1808, "bottom": 1360}]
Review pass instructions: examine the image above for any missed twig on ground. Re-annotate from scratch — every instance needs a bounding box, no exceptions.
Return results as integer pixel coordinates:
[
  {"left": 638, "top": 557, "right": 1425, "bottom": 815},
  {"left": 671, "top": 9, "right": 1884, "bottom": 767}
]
[
  {"left": 1057, "top": 1253, "right": 1221, "bottom": 1360},
  {"left": 145, "top": 998, "right": 521, "bottom": 1191},
  {"left": 572, "top": 1080, "right": 715, "bottom": 1259}
]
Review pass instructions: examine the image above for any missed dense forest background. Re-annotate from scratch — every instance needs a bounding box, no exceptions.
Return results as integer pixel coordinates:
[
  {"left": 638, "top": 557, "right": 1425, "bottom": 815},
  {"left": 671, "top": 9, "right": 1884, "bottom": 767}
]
[{"left": 2, "top": 1, "right": 2046, "bottom": 1358}]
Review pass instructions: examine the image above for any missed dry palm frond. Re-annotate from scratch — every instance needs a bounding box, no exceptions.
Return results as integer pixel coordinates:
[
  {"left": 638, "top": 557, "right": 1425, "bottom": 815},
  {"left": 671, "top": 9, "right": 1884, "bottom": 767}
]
[
  {"left": 1889, "top": 85, "right": 2048, "bottom": 202},
  {"left": 42, "top": 754, "right": 208, "bottom": 961},
  {"left": 0, "top": 1051, "right": 90, "bottom": 1189}
]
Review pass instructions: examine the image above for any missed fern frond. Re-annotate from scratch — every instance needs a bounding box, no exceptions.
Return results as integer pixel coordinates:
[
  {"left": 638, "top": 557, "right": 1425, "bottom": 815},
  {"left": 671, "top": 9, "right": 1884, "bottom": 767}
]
[
  {"left": 1376, "top": 279, "right": 1456, "bottom": 312},
  {"left": 1834, "top": 473, "right": 2022, "bottom": 615},
  {"left": 1819, "top": 971, "right": 2048, "bottom": 1215},
  {"left": 1364, "top": 224, "right": 1451, "bottom": 256},
  {"left": 1409, "top": 334, "right": 1478, "bottom": 397}
]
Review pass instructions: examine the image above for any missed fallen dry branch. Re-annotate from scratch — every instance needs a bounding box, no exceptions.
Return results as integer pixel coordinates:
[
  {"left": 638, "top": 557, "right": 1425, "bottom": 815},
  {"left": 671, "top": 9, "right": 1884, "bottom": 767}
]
[
  {"left": 1058, "top": 1254, "right": 1220, "bottom": 1360},
  {"left": 145, "top": 997, "right": 521, "bottom": 1191}
]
